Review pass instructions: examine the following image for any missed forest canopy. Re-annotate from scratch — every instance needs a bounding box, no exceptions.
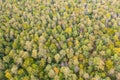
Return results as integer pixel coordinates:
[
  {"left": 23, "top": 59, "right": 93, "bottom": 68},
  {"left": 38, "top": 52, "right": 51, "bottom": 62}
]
[{"left": 0, "top": 0, "right": 120, "bottom": 80}]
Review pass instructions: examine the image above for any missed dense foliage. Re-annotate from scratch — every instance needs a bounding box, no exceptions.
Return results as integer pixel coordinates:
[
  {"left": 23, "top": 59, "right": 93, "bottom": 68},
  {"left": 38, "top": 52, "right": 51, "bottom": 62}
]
[{"left": 0, "top": 0, "right": 120, "bottom": 80}]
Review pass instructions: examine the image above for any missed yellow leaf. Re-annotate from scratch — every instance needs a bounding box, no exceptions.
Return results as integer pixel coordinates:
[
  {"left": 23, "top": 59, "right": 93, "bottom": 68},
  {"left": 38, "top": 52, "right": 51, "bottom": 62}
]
[
  {"left": 73, "top": 56, "right": 78, "bottom": 60},
  {"left": 53, "top": 67, "right": 59, "bottom": 74},
  {"left": 36, "top": 0, "right": 40, "bottom": 3},
  {"left": 65, "top": 6, "right": 69, "bottom": 10},
  {"left": 68, "top": 41, "right": 73, "bottom": 47},
  {"left": 115, "top": 41, "right": 120, "bottom": 47},
  {"left": 106, "top": 59, "right": 113, "bottom": 70},
  {"left": 18, "top": 69, "right": 24, "bottom": 75},
  {"left": 65, "top": 27, "right": 72, "bottom": 34},
  {"left": 79, "top": 78, "right": 84, "bottom": 80},
  {"left": 113, "top": 35, "right": 119, "bottom": 41},
  {"left": 79, "top": 64, "right": 83, "bottom": 69},
  {"left": 114, "top": 48, "right": 120, "bottom": 53},
  {"left": 79, "top": 54, "right": 84, "bottom": 61},
  {"left": 106, "top": 13, "right": 110, "bottom": 18},
  {"left": 109, "top": 44, "right": 114, "bottom": 49},
  {"left": 5, "top": 71, "right": 12, "bottom": 79}
]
